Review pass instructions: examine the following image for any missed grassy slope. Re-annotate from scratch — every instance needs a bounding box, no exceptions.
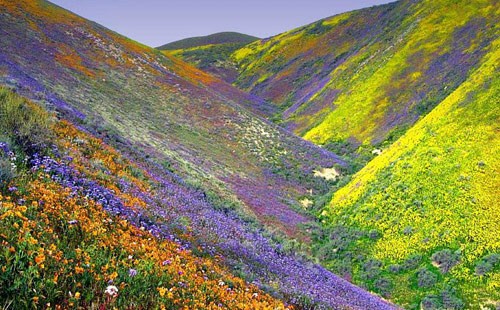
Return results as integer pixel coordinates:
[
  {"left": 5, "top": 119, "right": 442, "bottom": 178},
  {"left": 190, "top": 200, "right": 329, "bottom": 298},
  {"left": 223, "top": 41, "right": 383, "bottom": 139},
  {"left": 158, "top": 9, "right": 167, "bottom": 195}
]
[
  {"left": 0, "top": 88, "right": 287, "bottom": 308},
  {"left": 157, "top": 32, "right": 259, "bottom": 50},
  {"left": 230, "top": 0, "right": 498, "bottom": 150},
  {"left": 317, "top": 38, "right": 500, "bottom": 309},
  {"left": 0, "top": 0, "right": 342, "bottom": 239}
]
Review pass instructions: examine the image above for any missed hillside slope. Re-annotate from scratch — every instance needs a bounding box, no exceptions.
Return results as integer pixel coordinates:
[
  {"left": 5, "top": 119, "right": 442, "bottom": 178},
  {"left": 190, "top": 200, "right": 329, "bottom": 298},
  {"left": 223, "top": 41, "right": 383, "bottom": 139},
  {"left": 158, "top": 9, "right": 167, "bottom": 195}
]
[
  {"left": 0, "top": 88, "right": 287, "bottom": 309},
  {"left": 0, "top": 87, "right": 398, "bottom": 309},
  {"left": 317, "top": 38, "right": 500, "bottom": 309},
  {"left": 157, "top": 32, "right": 259, "bottom": 50},
  {"left": 0, "top": 0, "right": 336, "bottom": 238},
  {"left": 230, "top": 0, "right": 498, "bottom": 151}
]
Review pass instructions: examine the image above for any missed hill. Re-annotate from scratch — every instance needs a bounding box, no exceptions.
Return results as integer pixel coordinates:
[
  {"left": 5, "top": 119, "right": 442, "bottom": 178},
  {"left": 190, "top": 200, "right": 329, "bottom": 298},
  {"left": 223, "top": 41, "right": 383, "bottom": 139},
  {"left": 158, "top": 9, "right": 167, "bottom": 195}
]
[
  {"left": 0, "top": 0, "right": 396, "bottom": 308},
  {"left": 159, "top": 33, "right": 260, "bottom": 83},
  {"left": 317, "top": 38, "right": 499, "bottom": 309},
  {"left": 228, "top": 0, "right": 496, "bottom": 157},
  {"left": 186, "top": 0, "right": 499, "bottom": 308},
  {"left": 157, "top": 32, "right": 259, "bottom": 50}
]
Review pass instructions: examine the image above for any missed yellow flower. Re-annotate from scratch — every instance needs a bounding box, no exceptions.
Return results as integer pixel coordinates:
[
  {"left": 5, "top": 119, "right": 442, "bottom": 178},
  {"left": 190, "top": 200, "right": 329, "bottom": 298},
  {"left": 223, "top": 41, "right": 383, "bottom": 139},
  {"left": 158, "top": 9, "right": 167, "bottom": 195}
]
[
  {"left": 75, "top": 292, "right": 80, "bottom": 299},
  {"left": 75, "top": 266, "right": 84, "bottom": 274},
  {"left": 157, "top": 287, "right": 167, "bottom": 297}
]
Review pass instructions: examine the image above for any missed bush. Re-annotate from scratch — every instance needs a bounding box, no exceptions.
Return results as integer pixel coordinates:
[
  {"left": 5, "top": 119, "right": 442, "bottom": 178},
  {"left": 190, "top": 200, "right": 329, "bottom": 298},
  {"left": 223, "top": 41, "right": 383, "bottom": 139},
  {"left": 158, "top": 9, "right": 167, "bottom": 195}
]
[
  {"left": 0, "top": 157, "right": 15, "bottom": 186},
  {"left": 0, "top": 141, "right": 15, "bottom": 186},
  {"left": 431, "top": 249, "right": 461, "bottom": 273},
  {"left": 441, "top": 286, "right": 464, "bottom": 309},
  {"left": 368, "top": 229, "right": 381, "bottom": 240},
  {"left": 416, "top": 268, "right": 438, "bottom": 288},
  {"left": 475, "top": 253, "right": 500, "bottom": 276},
  {"left": 403, "top": 254, "right": 423, "bottom": 270},
  {"left": 421, "top": 295, "right": 442, "bottom": 309},
  {"left": 374, "top": 277, "right": 393, "bottom": 297},
  {"left": 388, "top": 264, "right": 402, "bottom": 273},
  {"left": 0, "top": 87, "right": 53, "bottom": 155},
  {"left": 362, "top": 259, "right": 382, "bottom": 280}
]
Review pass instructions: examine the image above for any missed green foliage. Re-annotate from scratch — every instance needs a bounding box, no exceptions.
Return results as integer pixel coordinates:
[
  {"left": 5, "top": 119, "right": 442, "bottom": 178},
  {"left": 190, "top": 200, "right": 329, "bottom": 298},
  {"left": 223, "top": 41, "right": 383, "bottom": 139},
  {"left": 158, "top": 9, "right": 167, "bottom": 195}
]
[
  {"left": 475, "top": 254, "right": 500, "bottom": 276},
  {"left": 416, "top": 268, "right": 438, "bottom": 288},
  {"left": 0, "top": 157, "right": 15, "bottom": 186},
  {"left": 304, "top": 21, "right": 333, "bottom": 36},
  {"left": 431, "top": 249, "right": 461, "bottom": 273},
  {"left": 0, "top": 88, "right": 53, "bottom": 155}
]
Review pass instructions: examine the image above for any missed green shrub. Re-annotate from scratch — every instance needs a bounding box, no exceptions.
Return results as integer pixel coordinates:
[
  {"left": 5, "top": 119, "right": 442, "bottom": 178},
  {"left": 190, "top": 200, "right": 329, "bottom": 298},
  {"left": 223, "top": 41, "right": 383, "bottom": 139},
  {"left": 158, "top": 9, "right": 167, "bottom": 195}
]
[
  {"left": 0, "top": 88, "right": 53, "bottom": 155},
  {"left": 431, "top": 249, "right": 461, "bottom": 273},
  {"left": 416, "top": 268, "right": 438, "bottom": 288},
  {"left": 0, "top": 157, "right": 15, "bottom": 186},
  {"left": 475, "top": 253, "right": 500, "bottom": 276},
  {"left": 421, "top": 295, "right": 441, "bottom": 309}
]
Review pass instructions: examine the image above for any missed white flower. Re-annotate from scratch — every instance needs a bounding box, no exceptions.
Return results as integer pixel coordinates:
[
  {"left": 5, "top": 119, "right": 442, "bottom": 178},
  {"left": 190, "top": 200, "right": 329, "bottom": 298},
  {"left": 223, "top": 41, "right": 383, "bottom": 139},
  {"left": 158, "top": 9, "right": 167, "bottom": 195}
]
[{"left": 105, "top": 285, "right": 118, "bottom": 297}]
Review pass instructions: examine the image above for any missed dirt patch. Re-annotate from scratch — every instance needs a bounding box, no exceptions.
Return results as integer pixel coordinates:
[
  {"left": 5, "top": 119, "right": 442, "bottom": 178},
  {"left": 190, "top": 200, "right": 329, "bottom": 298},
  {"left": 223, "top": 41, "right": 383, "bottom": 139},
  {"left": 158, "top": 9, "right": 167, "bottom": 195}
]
[{"left": 313, "top": 167, "right": 340, "bottom": 181}]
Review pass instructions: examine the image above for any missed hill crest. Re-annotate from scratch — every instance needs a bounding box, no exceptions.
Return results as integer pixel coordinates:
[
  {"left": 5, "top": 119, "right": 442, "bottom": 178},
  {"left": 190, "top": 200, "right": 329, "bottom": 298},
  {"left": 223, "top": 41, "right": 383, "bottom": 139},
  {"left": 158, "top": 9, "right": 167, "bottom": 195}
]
[{"left": 157, "top": 32, "right": 259, "bottom": 50}]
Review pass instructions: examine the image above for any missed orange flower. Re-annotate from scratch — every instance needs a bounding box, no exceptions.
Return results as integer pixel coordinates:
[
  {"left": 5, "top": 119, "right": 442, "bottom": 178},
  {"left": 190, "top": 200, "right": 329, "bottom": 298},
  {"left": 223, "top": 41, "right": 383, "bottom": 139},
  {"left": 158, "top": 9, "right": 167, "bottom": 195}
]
[{"left": 35, "top": 253, "right": 45, "bottom": 265}]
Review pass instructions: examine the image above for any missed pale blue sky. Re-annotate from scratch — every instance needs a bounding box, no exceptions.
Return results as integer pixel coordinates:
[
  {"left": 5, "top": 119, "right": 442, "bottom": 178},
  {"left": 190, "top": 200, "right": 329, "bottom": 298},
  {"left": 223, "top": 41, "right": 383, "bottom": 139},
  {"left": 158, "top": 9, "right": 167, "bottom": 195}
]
[{"left": 49, "top": 0, "right": 397, "bottom": 47}]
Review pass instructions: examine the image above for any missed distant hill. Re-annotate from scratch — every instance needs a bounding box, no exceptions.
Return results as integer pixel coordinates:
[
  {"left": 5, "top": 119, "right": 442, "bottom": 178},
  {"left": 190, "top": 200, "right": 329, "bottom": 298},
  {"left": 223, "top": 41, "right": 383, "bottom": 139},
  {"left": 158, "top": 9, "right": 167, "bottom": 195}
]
[{"left": 157, "top": 32, "right": 259, "bottom": 50}]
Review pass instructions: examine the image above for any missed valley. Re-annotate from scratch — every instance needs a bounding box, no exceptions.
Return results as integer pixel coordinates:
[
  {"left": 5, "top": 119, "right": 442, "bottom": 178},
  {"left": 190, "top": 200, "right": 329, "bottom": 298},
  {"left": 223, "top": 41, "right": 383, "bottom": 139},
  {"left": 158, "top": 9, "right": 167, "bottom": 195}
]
[{"left": 0, "top": 0, "right": 498, "bottom": 309}]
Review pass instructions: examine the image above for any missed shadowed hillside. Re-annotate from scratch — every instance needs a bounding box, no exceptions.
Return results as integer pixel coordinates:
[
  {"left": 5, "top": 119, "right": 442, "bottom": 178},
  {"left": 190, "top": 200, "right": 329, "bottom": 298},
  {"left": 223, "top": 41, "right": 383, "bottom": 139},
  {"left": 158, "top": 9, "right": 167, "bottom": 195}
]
[{"left": 157, "top": 32, "right": 259, "bottom": 50}]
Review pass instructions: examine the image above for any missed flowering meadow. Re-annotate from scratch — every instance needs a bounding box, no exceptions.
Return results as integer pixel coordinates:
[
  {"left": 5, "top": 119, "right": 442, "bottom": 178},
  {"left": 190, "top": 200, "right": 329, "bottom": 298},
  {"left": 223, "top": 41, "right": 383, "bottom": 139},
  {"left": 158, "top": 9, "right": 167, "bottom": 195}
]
[
  {"left": 1, "top": 0, "right": 498, "bottom": 308},
  {"left": 229, "top": 0, "right": 498, "bottom": 149},
  {"left": 0, "top": 86, "right": 396, "bottom": 309},
  {"left": 318, "top": 38, "right": 500, "bottom": 308},
  {"left": 0, "top": 0, "right": 344, "bottom": 240}
]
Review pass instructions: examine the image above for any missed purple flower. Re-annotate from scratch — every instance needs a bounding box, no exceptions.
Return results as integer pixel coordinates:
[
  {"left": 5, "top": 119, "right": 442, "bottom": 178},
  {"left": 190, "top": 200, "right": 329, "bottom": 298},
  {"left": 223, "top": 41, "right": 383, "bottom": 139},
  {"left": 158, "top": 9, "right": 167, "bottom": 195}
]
[{"left": 128, "top": 268, "right": 137, "bottom": 277}]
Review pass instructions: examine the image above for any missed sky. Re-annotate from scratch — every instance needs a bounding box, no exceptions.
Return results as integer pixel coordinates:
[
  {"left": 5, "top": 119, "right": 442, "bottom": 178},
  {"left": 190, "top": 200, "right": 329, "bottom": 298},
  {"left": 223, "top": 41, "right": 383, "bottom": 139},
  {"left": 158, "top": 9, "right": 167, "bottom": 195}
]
[{"left": 50, "top": 0, "right": 397, "bottom": 47}]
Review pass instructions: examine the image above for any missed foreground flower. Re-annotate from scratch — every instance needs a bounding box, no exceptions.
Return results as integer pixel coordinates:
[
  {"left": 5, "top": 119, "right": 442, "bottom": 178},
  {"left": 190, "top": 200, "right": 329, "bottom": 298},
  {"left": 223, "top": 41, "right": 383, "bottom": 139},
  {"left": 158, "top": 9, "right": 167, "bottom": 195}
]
[
  {"left": 105, "top": 285, "right": 118, "bottom": 297},
  {"left": 157, "top": 287, "right": 167, "bottom": 297},
  {"left": 128, "top": 268, "right": 137, "bottom": 277}
]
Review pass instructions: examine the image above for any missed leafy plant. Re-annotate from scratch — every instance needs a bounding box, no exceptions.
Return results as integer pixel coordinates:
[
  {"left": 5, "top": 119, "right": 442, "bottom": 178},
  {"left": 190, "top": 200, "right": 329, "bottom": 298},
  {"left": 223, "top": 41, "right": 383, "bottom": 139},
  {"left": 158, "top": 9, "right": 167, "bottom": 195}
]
[
  {"left": 431, "top": 249, "right": 461, "bottom": 273},
  {"left": 0, "top": 88, "right": 53, "bottom": 155}
]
